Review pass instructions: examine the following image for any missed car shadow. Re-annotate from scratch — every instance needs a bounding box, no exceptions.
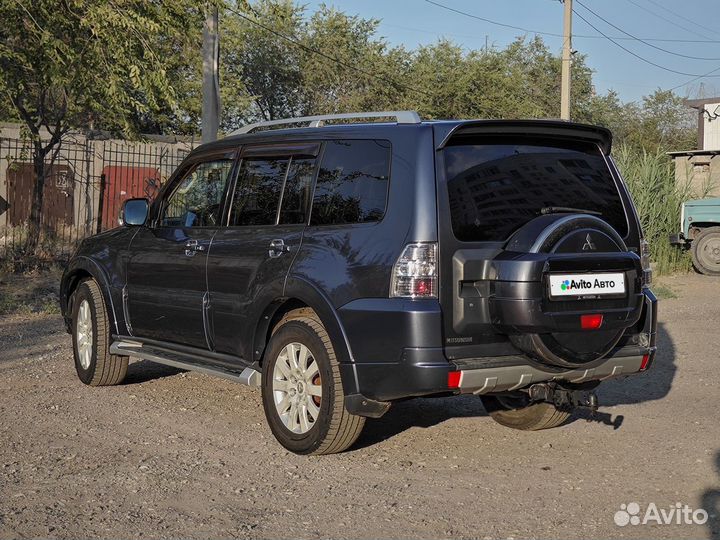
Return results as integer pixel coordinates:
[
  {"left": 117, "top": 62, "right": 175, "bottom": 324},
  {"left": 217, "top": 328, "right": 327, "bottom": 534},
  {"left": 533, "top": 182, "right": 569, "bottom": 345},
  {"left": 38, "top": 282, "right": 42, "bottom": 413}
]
[
  {"left": 353, "top": 394, "right": 488, "bottom": 450},
  {"left": 353, "top": 323, "right": 676, "bottom": 447},
  {"left": 701, "top": 451, "right": 720, "bottom": 540},
  {"left": 112, "top": 322, "right": 675, "bottom": 444},
  {"left": 596, "top": 322, "right": 676, "bottom": 406},
  {"left": 123, "top": 359, "right": 185, "bottom": 384}
]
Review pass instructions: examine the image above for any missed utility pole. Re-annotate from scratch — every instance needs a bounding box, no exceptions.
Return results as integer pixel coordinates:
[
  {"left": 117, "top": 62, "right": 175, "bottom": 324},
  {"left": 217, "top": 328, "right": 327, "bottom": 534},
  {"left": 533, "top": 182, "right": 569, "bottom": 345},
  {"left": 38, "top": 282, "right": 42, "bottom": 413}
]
[
  {"left": 202, "top": 4, "right": 221, "bottom": 143},
  {"left": 560, "top": 0, "right": 572, "bottom": 121}
]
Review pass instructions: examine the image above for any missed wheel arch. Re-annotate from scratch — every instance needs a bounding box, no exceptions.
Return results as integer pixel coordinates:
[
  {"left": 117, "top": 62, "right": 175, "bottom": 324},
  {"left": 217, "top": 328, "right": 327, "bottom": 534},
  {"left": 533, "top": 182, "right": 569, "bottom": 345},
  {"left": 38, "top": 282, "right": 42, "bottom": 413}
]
[
  {"left": 61, "top": 257, "right": 121, "bottom": 335},
  {"left": 252, "top": 275, "right": 360, "bottom": 396},
  {"left": 689, "top": 222, "right": 720, "bottom": 239}
]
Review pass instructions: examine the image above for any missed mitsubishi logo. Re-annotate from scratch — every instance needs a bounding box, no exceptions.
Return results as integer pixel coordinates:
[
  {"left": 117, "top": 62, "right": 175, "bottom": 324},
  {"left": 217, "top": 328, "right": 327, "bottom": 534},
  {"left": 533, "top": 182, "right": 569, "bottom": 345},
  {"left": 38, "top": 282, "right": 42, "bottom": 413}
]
[{"left": 582, "top": 233, "right": 596, "bottom": 251}]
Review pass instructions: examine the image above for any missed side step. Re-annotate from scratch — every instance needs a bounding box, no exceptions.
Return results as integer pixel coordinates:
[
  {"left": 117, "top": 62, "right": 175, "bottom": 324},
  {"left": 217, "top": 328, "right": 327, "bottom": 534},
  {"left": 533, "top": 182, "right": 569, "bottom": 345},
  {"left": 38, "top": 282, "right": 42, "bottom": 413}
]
[{"left": 110, "top": 340, "right": 261, "bottom": 387}]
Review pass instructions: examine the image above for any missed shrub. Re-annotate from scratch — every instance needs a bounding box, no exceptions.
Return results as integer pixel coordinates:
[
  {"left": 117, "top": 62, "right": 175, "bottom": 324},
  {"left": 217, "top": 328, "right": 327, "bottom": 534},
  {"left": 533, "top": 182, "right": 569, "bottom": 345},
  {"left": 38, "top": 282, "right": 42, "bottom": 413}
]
[{"left": 613, "top": 144, "right": 694, "bottom": 275}]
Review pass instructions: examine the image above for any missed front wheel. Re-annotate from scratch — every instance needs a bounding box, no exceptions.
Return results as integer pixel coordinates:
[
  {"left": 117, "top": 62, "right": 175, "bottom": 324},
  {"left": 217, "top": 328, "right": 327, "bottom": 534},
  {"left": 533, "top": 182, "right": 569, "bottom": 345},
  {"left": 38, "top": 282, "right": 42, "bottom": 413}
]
[
  {"left": 71, "top": 279, "right": 128, "bottom": 386},
  {"left": 261, "top": 309, "right": 365, "bottom": 455},
  {"left": 691, "top": 227, "right": 720, "bottom": 276},
  {"left": 481, "top": 394, "right": 571, "bottom": 431}
]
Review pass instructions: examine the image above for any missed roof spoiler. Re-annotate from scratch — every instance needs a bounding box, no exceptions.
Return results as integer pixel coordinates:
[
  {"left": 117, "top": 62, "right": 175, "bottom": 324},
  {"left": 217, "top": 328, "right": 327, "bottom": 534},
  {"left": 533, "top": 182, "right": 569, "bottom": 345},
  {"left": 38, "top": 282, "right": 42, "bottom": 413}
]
[{"left": 435, "top": 119, "right": 613, "bottom": 154}]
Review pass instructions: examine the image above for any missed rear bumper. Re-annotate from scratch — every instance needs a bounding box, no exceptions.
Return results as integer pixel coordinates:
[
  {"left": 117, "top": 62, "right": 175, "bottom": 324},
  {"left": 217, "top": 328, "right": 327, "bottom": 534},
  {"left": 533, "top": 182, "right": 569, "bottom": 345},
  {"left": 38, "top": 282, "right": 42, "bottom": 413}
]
[
  {"left": 345, "top": 344, "right": 655, "bottom": 404},
  {"left": 341, "top": 288, "right": 657, "bottom": 414},
  {"left": 454, "top": 349, "right": 652, "bottom": 394}
]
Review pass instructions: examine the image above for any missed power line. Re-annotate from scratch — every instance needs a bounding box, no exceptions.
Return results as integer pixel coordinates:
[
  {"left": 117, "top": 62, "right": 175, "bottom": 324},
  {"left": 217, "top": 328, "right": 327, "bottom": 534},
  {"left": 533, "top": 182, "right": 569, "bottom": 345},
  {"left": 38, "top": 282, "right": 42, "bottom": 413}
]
[
  {"left": 641, "top": 0, "right": 717, "bottom": 39},
  {"left": 572, "top": 9, "right": 720, "bottom": 78},
  {"left": 668, "top": 65, "right": 720, "bottom": 92},
  {"left": 423, "top": 0, "right": 720, "bottom": 44},
  {"left": 223, "top": 5, "right": 434, "bottom": 98},
  {"left": 624, "top": 0, "right": 713, "bottom": 41},
  {"left": 575, "top": 0, "right": 720, "bottom": 61},
  {"left": 225, "top": 2, "right": 720, "bottom": 97},
  {"left": 423, "top": 0, "right": 565, "bottom": 39}
]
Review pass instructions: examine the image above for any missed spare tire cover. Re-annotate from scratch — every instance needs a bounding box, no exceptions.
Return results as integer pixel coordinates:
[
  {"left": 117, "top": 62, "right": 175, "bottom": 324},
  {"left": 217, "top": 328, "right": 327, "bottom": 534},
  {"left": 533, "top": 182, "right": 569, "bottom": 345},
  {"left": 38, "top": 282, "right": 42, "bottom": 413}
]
[{"left": 506, "top": 214, "right": 630, "bottom": 368}]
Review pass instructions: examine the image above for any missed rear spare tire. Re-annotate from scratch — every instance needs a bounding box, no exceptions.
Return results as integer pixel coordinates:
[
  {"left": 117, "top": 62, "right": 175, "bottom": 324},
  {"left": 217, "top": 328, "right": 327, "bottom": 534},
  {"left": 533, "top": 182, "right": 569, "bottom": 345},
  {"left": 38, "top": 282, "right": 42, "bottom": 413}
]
[{"left": 497, "top": 214, "right": 643, "bottom": 368}]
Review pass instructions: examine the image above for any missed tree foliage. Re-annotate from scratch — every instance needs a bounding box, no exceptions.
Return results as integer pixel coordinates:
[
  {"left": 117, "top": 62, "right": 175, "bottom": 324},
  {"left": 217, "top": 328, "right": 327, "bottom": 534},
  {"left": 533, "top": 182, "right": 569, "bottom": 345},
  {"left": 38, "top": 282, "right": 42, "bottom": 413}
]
[
  {"left": 0, "top": 0, "right": 205, "bottom": 253},
  {"left": 0, "top": 0, "right": 700, "bottom": 260},
  {"left": 215, "top": 0, "right": 695, "bottom": 154}
]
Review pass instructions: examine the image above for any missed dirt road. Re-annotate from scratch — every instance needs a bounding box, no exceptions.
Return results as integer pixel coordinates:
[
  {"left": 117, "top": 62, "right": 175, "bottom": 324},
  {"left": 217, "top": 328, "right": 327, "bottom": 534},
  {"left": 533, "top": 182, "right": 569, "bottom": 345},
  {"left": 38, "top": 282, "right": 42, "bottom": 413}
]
[{"left": 0, "top": 273, "right": 718, "bottom": 539}]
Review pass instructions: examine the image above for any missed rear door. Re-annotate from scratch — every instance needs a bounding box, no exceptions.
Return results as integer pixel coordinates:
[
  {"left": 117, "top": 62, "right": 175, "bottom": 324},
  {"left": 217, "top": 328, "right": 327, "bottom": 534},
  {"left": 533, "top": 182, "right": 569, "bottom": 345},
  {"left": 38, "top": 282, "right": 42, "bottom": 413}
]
[
  {"left": 126, "top": 151, "right": 236, "bottom": 347},
  {"left": 434, "top": 126, "right": 638, "bottom": 360},
  {"left": 207, "top": 142, "right": 319, "bottom": 359}
]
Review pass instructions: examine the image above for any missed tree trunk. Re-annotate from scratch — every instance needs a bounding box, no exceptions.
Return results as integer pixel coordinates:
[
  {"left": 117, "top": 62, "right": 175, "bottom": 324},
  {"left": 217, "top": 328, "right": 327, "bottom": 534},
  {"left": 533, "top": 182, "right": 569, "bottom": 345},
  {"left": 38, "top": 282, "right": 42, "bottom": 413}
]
[{"left": 25, "top": 145, "right": 47, "bottom": 257}]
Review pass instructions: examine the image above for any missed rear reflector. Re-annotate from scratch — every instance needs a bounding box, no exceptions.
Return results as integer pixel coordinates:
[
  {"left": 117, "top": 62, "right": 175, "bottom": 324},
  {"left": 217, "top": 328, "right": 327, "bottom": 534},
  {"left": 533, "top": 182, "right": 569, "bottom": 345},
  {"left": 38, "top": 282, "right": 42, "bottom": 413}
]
[
  {"left": 580, "top": 314, "right": 603, "bottom": 330},
  {"left": 448, "top": 371, "right": 461, "bottom": 389},
  {"left": 639, "top": 354, "right": 650, "bottom": 371}
]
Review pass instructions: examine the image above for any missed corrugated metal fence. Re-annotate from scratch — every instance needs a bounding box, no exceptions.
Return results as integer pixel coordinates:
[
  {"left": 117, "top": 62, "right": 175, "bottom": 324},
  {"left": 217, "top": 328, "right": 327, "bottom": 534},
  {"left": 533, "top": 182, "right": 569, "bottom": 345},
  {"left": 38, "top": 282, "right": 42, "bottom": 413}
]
[{"left": 0, "top": 134, "right": 196, "bottom": 261}]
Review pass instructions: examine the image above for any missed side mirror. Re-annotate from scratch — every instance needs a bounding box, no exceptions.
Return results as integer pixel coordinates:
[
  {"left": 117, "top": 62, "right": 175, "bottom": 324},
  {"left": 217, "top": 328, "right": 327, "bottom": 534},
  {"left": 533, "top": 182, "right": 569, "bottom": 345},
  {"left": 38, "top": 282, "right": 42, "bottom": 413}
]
[{"left": 120, "top": 198, "right": 149, "bottom": 227}]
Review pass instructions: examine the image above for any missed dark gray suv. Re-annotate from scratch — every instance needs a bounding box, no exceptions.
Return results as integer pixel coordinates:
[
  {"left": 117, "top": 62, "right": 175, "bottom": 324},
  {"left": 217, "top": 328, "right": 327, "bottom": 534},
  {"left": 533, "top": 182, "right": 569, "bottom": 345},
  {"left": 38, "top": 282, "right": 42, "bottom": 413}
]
[{"left": 60, "top": 111, "right": 657, "bottom": 455}]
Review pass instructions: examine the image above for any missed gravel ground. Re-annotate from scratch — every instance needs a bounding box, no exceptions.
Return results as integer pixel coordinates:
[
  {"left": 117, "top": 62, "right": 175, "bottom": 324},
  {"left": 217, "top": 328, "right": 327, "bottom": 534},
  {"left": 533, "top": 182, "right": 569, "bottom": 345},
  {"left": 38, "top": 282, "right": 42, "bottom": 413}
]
[{"left": 0, "top": 273, "right": 718, "bottom": 540}]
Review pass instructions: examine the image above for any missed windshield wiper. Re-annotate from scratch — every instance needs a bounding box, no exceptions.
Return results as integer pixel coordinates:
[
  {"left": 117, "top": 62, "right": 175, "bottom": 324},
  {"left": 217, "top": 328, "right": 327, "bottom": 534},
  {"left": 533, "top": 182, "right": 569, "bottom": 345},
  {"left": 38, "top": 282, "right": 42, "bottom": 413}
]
[{"left": 540, "top": 206, "right": 602, "bottom": 216}]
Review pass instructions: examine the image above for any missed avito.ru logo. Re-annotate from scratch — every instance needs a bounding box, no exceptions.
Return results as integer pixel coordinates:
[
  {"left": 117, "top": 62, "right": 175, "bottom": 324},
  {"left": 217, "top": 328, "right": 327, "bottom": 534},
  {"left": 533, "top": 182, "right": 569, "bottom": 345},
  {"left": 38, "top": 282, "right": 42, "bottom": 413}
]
[
  {"left": 614, "top": 502, "right": 708, "bottom": 527},
  {"left": 560, "top": 277, "right": 616, "bottom": 292}
]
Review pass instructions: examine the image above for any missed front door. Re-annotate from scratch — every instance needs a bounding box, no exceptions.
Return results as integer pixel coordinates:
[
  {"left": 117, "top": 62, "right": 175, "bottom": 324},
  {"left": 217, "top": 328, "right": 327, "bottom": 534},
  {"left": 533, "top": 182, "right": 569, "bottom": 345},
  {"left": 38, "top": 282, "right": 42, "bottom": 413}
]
[
  {"left": 126, "top": 154, "right": 236, "bottom": 347},
  {"left": 207, "top": 143, "right": 320, "bottom": 359}
]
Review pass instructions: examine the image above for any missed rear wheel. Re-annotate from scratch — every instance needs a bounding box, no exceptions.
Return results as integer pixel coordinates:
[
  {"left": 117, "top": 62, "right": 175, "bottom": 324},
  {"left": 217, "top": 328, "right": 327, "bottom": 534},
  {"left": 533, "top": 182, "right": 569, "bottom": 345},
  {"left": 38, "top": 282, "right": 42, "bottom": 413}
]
[
  {"left": 261, "top": 309, "right": 365, "bottom": 455},
  {"left": 71, "top": 279, "right": 128, "bottom": 386},
  {"left": 691, "top": 227, "right": 720, "bottom": 276},
  {"left": 481, "top": 394, "right": 571, "bottom": 431}
]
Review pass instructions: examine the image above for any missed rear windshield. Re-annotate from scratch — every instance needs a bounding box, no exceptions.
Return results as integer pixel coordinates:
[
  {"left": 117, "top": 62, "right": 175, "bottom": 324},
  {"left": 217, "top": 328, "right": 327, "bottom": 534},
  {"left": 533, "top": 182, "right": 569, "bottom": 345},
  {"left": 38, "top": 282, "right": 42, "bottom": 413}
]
[{"left": 444, "top": 137, "right": 627, "bottom": 242}]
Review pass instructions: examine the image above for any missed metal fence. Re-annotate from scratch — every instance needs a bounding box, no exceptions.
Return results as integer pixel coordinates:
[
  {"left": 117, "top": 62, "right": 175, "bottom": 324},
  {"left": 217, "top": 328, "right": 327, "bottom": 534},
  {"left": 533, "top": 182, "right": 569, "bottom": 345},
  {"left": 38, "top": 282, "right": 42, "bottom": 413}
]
[{"left": 0, "top": 134, "right": 195, "bottom": 261}]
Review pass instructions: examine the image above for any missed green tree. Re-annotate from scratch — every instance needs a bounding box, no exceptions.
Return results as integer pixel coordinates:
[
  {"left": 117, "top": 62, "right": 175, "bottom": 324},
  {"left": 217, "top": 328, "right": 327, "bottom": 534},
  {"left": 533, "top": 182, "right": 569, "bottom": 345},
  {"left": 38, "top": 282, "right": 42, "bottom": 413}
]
[
  {"left": 0, "top": 0, "right": 205, "bottom": 254},
  {"left": 634, "top": 89, "right": 696, "bottom": 151},
  {"left": 219, "top": 1, "right": 410, "bottom": 129},
  {"left": 300, "top": 5, "right": 411, "bottom": 114},
  {"left": 221, "top": 0, "right": 305, "bottom": 126},
  {"left": 402, "top": 36, "right": 596, "bottom": 121}
]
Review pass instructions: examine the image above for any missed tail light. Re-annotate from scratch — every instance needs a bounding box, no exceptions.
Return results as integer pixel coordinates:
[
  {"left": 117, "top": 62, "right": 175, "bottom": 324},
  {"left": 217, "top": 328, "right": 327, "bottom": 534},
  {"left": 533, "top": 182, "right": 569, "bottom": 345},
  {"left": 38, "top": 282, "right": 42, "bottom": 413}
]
[
  {"left": 640, "top": 239, "right": 652, "bottom": 286},
  {"left": 390, "top": 242, "right": 437, "bottom": 298}
]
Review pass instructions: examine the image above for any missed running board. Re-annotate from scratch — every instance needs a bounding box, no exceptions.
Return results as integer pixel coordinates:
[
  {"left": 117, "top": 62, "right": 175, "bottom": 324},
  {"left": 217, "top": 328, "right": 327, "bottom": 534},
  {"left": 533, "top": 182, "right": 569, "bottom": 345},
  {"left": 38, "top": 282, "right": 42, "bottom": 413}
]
[{"left": 110, "top": 340, "right": 261, "bottom": 387}]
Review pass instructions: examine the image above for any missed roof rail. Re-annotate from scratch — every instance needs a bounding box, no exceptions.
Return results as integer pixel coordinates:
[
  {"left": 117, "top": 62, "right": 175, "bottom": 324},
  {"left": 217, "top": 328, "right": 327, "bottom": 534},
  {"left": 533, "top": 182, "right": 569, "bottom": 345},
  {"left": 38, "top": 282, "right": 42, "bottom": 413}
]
[{"left": 230, "top": 110, "right": 421, "bottom": 135}]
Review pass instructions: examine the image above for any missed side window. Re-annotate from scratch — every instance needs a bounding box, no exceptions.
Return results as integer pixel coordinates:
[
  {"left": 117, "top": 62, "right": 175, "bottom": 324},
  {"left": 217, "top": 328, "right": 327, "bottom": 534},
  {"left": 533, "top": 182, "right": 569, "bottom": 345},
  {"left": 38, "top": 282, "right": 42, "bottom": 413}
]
[
  {"left": 279, "top": 157, "right": 315, "bottom": 225},
  {"left": 310, "top": 140, "right": 391, "bottom": 226},
  {"left": 160, "top": 159, "right": 234, "bottom": 227},
  {"left": 229, "top": 158, "right": 287, "bottom": 226}
]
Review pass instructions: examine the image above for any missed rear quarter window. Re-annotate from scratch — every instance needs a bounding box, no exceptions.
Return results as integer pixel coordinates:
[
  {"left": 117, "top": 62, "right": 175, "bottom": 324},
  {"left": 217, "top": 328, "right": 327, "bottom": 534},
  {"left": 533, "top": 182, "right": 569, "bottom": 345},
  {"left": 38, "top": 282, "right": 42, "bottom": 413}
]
[
  {"left": 310, "top": 139, "right": 391, "bottom": 226},
  {"left": 444, "top": 138, "right": 628, "bottom": 242}
]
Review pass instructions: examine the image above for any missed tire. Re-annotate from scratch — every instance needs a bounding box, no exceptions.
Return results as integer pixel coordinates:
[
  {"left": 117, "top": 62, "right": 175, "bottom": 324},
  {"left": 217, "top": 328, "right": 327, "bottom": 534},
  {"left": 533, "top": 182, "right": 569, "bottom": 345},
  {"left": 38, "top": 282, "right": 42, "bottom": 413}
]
[
  {"left": 261, "top": 309, "right": 365, "bottom": 455},
  {"left": 481, "top": 394, "right": 571, "bottom": 431},
  {"left": 504, "top": 214, "right": 631, "bottom": 368},
  {"left": 71, "top": 279, "right": 128, "bottom": 386},
  {"left": 691, "top": 227, "right": 720, "bottom": 276}
]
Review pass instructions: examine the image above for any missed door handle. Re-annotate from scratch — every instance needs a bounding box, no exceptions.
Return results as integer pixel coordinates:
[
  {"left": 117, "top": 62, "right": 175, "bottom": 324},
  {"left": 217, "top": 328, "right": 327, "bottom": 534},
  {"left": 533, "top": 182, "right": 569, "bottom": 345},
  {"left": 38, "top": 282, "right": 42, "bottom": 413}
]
[
  {"left": 184, "top": 239, "right": 206, "bottom": 257},
  {"left": 268, "top": 238, "right": 290, "bottom": 258}
]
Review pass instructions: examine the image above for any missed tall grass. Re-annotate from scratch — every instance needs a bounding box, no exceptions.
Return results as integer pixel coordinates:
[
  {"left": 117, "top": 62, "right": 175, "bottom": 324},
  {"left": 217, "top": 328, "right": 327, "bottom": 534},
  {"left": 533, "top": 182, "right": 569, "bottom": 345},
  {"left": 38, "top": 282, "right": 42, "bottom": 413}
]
[{"left": 613, "top": 144, "right": 694, "bottom": 275}]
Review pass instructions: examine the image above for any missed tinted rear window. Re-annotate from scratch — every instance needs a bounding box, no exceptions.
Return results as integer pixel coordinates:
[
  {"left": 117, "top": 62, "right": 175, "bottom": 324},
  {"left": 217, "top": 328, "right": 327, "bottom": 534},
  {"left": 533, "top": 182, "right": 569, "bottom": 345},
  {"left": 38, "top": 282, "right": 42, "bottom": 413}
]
[
  {"left": 445, "top": 138, "right": 627, "bottom": 242},
  {"left": 310, "top": 139, "right": 391, "bottom": 226}
]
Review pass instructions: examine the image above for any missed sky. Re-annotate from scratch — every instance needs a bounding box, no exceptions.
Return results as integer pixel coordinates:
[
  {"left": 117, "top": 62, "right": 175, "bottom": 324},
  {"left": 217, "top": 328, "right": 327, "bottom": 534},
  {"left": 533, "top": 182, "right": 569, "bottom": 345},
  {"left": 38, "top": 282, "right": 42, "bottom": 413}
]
[{"left": 300, "top": 0, "right": 720, "bottom": 104}]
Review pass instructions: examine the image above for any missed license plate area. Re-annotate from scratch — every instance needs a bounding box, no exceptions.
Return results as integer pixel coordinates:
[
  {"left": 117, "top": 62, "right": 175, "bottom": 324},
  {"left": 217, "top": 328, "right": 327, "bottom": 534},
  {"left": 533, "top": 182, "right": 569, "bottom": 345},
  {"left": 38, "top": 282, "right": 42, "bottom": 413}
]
[{"left": 548, "top": 272, "right": 626, "bottom": 300}]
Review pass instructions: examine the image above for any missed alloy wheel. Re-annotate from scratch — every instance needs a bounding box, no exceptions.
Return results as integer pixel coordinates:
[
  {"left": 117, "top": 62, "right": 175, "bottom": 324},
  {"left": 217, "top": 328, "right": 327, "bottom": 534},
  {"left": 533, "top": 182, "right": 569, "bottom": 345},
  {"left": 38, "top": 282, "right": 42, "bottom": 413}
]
[{"left": 272, "top": 342, "right": 322, "bottom": 434}]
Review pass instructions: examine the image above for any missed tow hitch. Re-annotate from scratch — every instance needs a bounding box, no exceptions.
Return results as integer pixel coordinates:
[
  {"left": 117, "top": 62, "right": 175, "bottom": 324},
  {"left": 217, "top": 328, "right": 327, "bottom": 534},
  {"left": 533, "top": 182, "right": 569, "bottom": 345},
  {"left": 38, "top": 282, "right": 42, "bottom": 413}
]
[{"left": 528, "top": 382, "right": 599, "bottom": 418}]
